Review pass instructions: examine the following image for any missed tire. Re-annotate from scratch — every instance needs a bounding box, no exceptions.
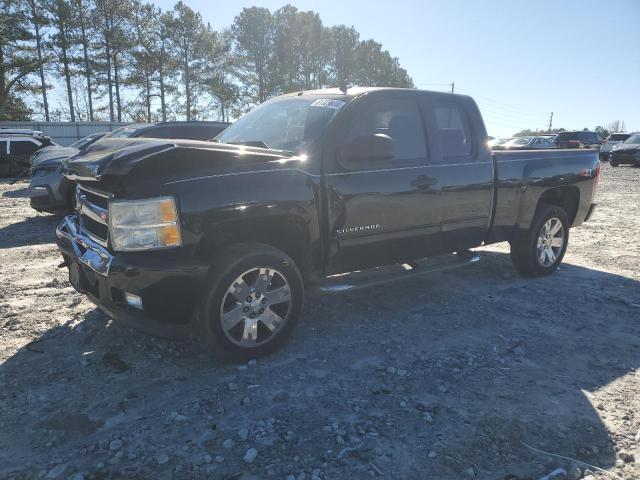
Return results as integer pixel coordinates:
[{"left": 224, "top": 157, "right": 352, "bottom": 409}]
[
  {"left": 509, "top": 204, "right": 569, "bottom": 277},
  {"left": 195, "top": 243, "right": 304, "bottom": 362},
  {"left": 610, "top": 159, "right": 619, "bottom": 167}
]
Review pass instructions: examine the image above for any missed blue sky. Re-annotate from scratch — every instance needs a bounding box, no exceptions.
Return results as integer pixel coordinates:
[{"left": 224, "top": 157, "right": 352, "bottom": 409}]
[{"left": 153, "top": 0, "right": 640, "bottom": 137}]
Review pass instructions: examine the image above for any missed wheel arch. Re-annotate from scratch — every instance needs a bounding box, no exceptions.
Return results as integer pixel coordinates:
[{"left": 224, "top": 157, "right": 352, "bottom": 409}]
[
  {"left": 535, "top": 186, "right": 581, "bottom": 227},
  {"left": 195, "top": 214, "right": 317, "bottom": 282}
]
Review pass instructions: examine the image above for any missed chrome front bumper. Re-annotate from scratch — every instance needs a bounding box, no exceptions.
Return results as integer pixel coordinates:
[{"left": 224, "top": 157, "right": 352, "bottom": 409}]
[{"left": 56, "top": 215, "right": 113, "bottom": 276}]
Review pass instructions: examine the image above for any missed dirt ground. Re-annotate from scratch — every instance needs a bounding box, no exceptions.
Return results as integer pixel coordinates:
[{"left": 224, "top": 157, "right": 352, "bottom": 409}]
[{"left": 1, "top": 163, "right": 639, "bottom": 480}]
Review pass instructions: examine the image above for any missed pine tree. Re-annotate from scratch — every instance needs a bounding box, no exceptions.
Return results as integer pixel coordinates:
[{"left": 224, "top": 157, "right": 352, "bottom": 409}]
[
  {"left": 25, "top": 0, "right": 50, "bottom": 121},
  {"left": 0, "top": 0, "right": 40, "bottom": 119},
  {"left": 75, "top": 0, "right": 94, "bottom": 121},
  {"left": 48, "top": 0, "right": 78, "bottom": 121},
  {"left": 231, "top": 7, "right": 276, "bottom": 105},
  {"left": 166, "top": 1, "right": 209, "bottom": 120}
]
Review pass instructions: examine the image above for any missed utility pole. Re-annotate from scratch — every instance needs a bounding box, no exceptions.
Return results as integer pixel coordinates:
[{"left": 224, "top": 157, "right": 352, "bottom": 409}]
[
  {"left": 450, "top": 82, "right": 455, "bottom": 94},
  {"left": 548, "top": 112, "right": 554, "bottom": 132}
]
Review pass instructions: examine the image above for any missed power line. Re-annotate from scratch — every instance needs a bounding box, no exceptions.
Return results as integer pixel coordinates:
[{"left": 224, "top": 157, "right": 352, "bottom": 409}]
[
  {"left": 457, "top": 90, "right": 550, "bottom": 116},
  {"left": 478, "top": 107, "right": 548, "bottom": 123}
]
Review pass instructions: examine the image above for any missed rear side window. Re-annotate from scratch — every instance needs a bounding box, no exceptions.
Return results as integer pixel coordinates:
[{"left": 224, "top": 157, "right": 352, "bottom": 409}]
[
  {"left": 433, "top": 105, "right": 472, "bottom": 158},
  {"left": 346, "top": 98, "right": 427, "bottom": 164},
  {"left": 10, "top": 139, "right": 41, "bottom": 155},
  {"left": 609, "top": 134, "right": 629, "bottom": 141},
  {"left": 556, "top": 132, "right": 577, "bottom": 141}
]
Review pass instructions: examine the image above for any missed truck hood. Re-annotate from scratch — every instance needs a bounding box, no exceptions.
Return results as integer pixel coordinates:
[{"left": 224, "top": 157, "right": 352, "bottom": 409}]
[
  {"left": 31, "top": 145, "right": 79, "bottom": 168},
  {"left": 62, "top": 138, "right": 295, "bottom": 181}
]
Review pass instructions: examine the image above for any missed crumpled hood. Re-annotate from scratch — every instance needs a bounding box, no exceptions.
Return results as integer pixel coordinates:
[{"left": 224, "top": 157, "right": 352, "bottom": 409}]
[
  {"left": 31, "top": 146, "right": 79, "bottom": 168},
  {"left": 63, "top": 137, "right": 294, "bottom": 181}
]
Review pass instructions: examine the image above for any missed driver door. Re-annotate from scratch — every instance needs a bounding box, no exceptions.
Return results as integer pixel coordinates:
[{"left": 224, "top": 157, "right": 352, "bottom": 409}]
[{"left": 324, "top": 93, "right": 442, "bottom": 274}]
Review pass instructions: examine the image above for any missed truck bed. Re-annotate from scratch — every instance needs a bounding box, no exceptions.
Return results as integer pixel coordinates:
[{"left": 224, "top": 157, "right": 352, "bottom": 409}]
[{"left": 490, "top": 148, "right": 599, "bottom": 242}]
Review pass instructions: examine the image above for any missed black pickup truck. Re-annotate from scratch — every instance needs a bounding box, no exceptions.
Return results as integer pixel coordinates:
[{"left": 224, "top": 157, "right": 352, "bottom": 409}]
[{"left": 56, "top": 87, "right": 600, "bottom": 360}]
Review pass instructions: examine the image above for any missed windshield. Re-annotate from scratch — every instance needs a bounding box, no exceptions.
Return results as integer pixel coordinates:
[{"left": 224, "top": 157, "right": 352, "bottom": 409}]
[
  {"left": 70, "top": 134, "right": 101, "bottom": 149},
  {"left": 216, "top": 96, "right": 349, "bottom": 153},
  {"left": 509, "top": 137, "right": 532, "bottom": 145},
  {"left": 624, "top": 134, "right": 640, "bottom": 144},
  {"left": 104, "top": 127, "right": 138, "bottom": 139}
]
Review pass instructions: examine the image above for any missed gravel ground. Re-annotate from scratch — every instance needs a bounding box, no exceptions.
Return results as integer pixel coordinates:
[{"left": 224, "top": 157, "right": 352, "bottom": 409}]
[{"left": 1, "top": 163, "right": 639, "bottom": 480}]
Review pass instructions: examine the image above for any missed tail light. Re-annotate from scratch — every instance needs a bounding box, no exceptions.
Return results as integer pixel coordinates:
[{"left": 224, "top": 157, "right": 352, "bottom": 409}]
[{"left": 592, "top": 162, "right": 601, "bottom": 202}]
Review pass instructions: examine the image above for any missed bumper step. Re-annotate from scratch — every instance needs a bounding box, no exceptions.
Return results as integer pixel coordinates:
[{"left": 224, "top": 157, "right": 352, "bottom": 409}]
[{"left": 313, "top": 251, "right": 480, "bottom": 294}]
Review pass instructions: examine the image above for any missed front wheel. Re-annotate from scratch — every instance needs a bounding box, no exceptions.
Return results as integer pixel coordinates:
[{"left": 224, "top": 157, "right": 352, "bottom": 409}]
[
  {"left": 610, "top": 159, "right": 620, "bottom": 167},
  {"left": 509, "top": 204, "right": 569, "bottom": 277},
  {"left": 195, "top": 243, "right": 304, "bottom": 362}
]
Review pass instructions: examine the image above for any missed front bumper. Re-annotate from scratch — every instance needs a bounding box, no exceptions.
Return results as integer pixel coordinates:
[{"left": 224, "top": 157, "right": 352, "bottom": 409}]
[
  {"left": 56, "top": 215, "right": 209, "bottom": 339},
  {"left": 611, "top": 152, "right": 640, "bottom": 165},
  {"left": 28, "top": 170, "right": 72, "bottom": 213}
]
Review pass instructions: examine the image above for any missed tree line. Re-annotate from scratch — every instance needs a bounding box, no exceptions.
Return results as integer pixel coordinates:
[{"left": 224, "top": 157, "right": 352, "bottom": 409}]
[{"left": 0, "top": 0, "right": 414, "bottom": 122}]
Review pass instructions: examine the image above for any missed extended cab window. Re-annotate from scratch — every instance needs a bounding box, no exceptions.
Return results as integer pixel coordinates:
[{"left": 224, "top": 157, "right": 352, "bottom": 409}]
[
  {"left": 433, "top": 105, "right": 472, "bottom": 159},
  {"left": 345, "top": 98, "right": 427, "bottom": 165}
]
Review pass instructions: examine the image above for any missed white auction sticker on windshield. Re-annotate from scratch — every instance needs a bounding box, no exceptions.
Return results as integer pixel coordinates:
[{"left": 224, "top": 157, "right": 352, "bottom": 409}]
[{"left": 310, "top": 98, "right": 346, "bottom": 109}]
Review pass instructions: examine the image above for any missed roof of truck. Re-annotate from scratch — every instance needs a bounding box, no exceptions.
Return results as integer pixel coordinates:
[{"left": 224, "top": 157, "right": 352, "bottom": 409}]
[{"left": 284, "top": 86, "right": 470, "bottom": 101}]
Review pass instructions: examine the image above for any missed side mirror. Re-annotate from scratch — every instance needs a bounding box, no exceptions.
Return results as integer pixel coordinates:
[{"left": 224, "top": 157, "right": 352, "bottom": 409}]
[{"left": 342, "top": 133, "right": 394, "bottom": 164}]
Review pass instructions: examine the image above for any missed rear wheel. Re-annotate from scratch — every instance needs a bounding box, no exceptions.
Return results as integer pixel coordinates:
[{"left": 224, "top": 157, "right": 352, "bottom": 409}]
[
  {"left": 195, "top": 243, "right": 304, "bottom": 362},
  {"left": 509, "top": 204, "right": 569, "bottom": 277}
]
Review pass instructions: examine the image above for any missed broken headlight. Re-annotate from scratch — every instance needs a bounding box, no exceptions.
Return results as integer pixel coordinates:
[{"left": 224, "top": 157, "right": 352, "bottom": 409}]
[{"left": 108, "top": 196, "right": 182, "bottom": 251}]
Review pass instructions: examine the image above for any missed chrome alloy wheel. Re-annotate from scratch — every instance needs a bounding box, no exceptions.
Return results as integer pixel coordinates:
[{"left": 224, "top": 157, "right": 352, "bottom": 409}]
[
  {"left": 536, "top": 217, "right": 564, "bottom": 267},
  {"left": 220, "top": 267, "right": 291, "bottom": 347}
]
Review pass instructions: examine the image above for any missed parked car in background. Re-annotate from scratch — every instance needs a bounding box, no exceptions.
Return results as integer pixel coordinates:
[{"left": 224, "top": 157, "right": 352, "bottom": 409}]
[
  {"left": 56, "top": 87, "right": 600, "bottom": 360},
  {"left": 29, "top": 132, "right": 108, "bottom": 214},
  {"left": 28, "top": 121, "right": 230, "bottom": 214},
  {"left": 610, "top": 133, "right": 640, "bottom": 167},
  {"left": 0, "top": 129, "right": 56, "bottom": 176},
  {"left": 104, "top": 121, "right": 230, "bottom": 141},
  {"left": 497, "top": 136, "right": 555, "bottom": 150},
  {"left": 554, "top": 131, "right": 603, "bottom": 149},
  {"left": 599, "top": 132, "right": 632, "bottom": 161},
  {"left": 488, "top": 137, "right": 513, "bottom": 149}
]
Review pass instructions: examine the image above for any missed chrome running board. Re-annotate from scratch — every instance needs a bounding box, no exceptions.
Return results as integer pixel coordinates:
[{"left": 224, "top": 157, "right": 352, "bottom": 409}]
[{"left": 313, "top": 251, "right": 480, "bottom": 294}]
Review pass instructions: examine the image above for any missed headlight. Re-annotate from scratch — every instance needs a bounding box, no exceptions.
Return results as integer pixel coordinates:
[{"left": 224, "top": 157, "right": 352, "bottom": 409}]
[{"left": 108, "top": 196, "right": 182, "bottom": 251}]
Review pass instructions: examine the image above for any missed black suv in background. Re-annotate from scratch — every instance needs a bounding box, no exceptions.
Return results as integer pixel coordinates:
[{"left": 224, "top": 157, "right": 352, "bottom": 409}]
[
  {"left": 0, "top": 129, "right": 56, "bottom": 176},
  {"left": 29, "top": 121, "right": 230, "bottom": 214},
  {"left": 554, "top": 131, "right": 603, "bottom": 149}
]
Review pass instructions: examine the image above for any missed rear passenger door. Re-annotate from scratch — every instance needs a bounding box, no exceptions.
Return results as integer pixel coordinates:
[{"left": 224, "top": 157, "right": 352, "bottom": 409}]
[
  {"left": 324, "top": 93, "right": 442, "bottom": 273},
  {"left": 419, "top": 99, "right": 494, "bottom": 250}
]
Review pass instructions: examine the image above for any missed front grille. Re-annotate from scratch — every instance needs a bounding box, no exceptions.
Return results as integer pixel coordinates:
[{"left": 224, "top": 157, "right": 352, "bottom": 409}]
[
  {"left": 77, "top": 185, "right": 110, "bottom": 247},
  {"left": 612, "top": 153, "right": 639, "bottom": 164},
  {"left": 83, "top": 188, "right": 109, "bottom": 210},
  {"left": 82, "top": 215, "right": 109, "bottom": 241}
]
